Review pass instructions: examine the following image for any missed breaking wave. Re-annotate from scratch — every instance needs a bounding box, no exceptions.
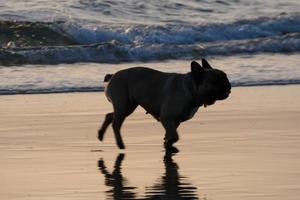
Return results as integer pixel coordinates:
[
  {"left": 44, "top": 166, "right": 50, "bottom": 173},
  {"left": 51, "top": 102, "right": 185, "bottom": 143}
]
[{"left": 1, "top": 13, "right": 300, "bottom": 65}]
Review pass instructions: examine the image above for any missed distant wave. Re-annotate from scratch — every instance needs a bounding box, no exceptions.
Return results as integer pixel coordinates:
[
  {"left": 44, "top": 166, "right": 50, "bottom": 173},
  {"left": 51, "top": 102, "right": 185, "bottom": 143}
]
[
  {"left": 1, "top": 13, "right": 300, "bottom": 65},
  {"left": 63, "top": 13, "right": 300, "bottom": 45}
]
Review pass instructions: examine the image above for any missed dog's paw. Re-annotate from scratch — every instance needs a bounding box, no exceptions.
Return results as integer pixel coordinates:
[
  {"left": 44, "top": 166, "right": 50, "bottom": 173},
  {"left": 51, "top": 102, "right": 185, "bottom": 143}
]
[
  {"left": 98, "top": 129, "right": 104, "bottom": 141},
  {"left": 98, "top": 159, "right": 104, "bottom": 168},
  {"left": 117, "top": 142, "right": 125, "bottom": 149}
]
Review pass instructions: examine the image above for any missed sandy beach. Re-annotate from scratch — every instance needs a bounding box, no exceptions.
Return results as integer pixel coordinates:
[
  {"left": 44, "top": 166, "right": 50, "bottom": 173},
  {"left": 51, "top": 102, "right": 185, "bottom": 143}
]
[{"left": 1, "top": 85, "right": 300, "bottom": 200}]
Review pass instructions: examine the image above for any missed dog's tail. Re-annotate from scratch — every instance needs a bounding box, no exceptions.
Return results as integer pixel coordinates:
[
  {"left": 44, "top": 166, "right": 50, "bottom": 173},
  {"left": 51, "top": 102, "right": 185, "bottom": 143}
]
[{"left": 104, "top": 74, "right": 113, "bottom": 82}]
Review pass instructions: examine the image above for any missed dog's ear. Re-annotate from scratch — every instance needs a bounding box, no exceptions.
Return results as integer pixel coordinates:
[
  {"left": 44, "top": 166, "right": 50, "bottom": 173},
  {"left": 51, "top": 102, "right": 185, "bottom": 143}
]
[
  {"left": 191, "top": 61, "right": 204, "bottom": 82},
  {"left": 202, "top": 58, "right": 212, "bottom": 69},
  {"left": 191, "top": 61, "right": 203, "bottom": 73}
]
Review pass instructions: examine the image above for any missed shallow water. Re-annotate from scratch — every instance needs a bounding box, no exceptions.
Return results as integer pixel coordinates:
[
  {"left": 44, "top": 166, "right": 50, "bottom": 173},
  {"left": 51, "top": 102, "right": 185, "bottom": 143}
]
[{"left": 1, "top": 53, "right": 300, "bottom": 94}]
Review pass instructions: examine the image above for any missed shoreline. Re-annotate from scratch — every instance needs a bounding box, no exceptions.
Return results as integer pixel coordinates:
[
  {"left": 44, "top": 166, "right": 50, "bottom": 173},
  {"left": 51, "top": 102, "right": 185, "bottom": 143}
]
[{"left": 2, "top": 81, "right": 300, "bottom": 96}]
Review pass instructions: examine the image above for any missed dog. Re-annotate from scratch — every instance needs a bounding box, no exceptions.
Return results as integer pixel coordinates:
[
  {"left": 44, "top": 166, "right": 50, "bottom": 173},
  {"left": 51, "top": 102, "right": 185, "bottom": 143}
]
[{"left": 98, "top": 59, "right": 231, "bottom": 152}]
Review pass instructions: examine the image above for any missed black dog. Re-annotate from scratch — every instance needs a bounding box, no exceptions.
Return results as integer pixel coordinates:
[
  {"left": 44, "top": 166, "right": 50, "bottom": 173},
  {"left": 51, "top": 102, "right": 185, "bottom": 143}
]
[{"left": 98, "top": 59, "right": 231, "bottom": 152}]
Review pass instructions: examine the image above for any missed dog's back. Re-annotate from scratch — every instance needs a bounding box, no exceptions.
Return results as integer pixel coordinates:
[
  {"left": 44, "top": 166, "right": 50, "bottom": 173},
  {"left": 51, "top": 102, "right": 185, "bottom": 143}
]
[{"left": 105, "top": 67, "right": 182, "bottom": 119}]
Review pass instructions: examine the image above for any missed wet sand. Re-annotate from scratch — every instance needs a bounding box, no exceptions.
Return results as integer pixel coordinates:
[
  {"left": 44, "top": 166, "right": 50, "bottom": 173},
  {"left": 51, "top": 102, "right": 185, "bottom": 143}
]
[{"left": 1, "top": 85, "right": 300, "bottom": 200}]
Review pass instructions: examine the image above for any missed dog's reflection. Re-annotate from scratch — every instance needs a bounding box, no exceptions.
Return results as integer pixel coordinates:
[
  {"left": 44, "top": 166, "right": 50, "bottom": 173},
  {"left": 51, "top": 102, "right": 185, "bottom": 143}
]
[
  {"left": 98, "top": 154, "right": 137, "bottom": 199},
  {"left": 98, "top": 153, "right": 198, "bottom": 199}
]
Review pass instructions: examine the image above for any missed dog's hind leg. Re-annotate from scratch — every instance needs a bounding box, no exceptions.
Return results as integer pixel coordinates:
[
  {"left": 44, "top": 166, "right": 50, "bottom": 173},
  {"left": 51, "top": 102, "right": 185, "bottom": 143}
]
[
  {"left": 98, "top": 112, "right": 114, "bottom": 141},
  {"left": 112, "top": 114, "right": 126, "bottom": 149},
  {"left": 112, "top": 103, "right": 138, "bottom": 149}
]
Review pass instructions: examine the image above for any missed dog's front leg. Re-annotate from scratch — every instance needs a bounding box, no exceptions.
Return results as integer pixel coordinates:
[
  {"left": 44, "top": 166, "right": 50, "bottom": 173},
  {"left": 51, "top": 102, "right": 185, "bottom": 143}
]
[{"left": 161, "top": 119, "right": 179, "bottom": 150}]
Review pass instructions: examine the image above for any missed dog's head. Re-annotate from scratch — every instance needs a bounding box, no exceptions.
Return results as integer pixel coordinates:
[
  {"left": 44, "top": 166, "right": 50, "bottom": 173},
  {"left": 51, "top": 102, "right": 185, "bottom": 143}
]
[{"left": 190, "top": 59, "right": 231, "bottom": 107}]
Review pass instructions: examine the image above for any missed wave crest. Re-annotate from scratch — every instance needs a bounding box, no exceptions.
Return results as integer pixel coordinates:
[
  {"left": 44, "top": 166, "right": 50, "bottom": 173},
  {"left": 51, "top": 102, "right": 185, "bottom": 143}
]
[{"left": 1, "top": 13, "right": 300, "bottom": 65}]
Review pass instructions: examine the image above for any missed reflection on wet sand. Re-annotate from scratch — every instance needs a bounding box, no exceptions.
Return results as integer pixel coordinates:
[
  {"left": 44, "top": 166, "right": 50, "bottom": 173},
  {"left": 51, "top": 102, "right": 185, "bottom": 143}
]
[
  {"left": 98, "top": 154, "right": 137, "bottom": 199},
  {"left": 98, "top": 153, "right": 199, "bottom": 200}
]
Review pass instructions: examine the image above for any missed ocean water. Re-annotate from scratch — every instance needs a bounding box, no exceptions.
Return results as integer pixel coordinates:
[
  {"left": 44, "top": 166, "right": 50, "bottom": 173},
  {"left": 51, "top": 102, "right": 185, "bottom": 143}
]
[{"left": 0, "top": 0, "right": 300, "bottom": 94}]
